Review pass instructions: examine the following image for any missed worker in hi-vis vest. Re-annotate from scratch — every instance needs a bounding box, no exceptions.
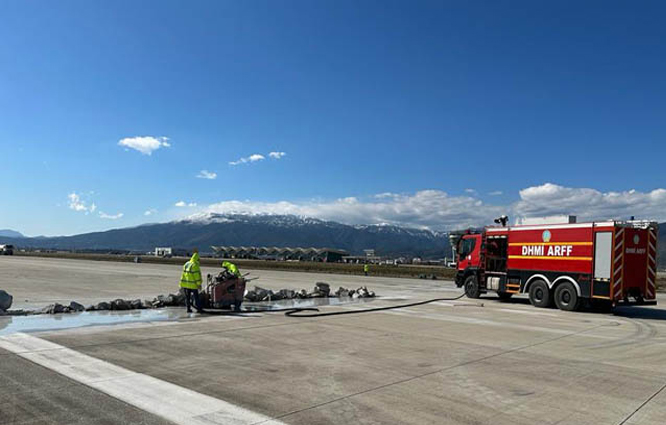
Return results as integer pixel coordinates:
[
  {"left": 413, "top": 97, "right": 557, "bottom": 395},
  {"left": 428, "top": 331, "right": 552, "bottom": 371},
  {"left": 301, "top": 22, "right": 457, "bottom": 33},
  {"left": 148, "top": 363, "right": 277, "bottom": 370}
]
[
  {"left": 180, "top": 250, "right": 203, "bottom": 313},
  {"left": 222, "top": 261, "right": 241, "bottom": 278},
  {"left": 364, "top": 263, "right": 369, "bottom": 276}
]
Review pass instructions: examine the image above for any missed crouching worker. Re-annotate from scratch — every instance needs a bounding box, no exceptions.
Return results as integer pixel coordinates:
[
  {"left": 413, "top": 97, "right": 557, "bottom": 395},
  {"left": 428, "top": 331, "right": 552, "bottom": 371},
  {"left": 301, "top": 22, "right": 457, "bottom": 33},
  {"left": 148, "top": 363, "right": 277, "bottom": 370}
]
[
  {"left": 222, "top": 261, "right": 241, "bottom": 279},
  {"left": 180, "top": 250, "right": 204, "bottom": 313}
]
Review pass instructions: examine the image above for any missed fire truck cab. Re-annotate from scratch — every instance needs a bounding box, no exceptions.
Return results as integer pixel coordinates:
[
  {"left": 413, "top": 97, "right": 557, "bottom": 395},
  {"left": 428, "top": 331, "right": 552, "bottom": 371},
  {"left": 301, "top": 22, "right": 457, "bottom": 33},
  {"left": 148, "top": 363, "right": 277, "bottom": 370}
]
[{"left": 454, "top": 220, "right": 658, "bottom": 311}]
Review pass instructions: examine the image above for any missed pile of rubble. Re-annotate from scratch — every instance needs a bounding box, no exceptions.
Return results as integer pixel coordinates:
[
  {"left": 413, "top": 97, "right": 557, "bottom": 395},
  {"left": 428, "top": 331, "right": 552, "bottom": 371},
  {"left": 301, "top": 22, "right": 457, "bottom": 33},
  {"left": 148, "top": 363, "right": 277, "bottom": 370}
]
[
  {"left": 0, "top": 289, "right": 190, "bottom": 316},
  {"left": 244, "top": 282, "right": 375, "bottom": 302},
  {"left": 0, "top": 282, "right": 376, "bottom": 316}
]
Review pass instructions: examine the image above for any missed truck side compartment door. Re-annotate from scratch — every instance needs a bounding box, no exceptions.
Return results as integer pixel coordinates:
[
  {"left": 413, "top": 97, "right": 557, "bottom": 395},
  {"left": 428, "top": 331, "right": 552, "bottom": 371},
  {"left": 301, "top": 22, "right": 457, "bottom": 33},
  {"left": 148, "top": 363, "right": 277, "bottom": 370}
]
[{"left": 592, "top": 231, "right": 612, "bottom": 298}]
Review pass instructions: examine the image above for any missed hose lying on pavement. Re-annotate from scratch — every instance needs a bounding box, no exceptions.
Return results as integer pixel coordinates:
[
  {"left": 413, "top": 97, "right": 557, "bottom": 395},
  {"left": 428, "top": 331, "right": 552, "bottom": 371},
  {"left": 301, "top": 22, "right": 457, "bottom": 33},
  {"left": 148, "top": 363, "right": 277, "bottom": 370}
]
[{"left": 201, "top": 292, "right": 468, "bottom": 318}]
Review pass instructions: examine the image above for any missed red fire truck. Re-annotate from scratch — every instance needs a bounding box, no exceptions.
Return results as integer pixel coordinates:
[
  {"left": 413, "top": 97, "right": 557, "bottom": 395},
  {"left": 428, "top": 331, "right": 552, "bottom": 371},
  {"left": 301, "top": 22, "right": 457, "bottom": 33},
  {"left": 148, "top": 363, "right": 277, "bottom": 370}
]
[{"left": 453, "top": 220, "right": 659, "bottom": 311}]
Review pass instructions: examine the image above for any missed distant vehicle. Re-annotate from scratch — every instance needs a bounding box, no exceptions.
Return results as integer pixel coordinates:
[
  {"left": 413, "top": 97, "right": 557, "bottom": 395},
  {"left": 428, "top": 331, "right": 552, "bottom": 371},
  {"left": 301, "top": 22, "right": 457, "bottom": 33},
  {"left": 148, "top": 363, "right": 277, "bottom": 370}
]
[
  {"left": 0, "top": 244, "right": 15, "bottom": 255},
  {"left": 452, "top": 220, "right": 658, "bottom": 311}
]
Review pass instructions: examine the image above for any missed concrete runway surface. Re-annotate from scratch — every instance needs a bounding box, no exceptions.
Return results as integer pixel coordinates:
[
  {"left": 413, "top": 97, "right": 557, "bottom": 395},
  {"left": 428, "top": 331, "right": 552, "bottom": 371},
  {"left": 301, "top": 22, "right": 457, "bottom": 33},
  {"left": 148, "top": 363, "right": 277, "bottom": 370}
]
[{"left": 1, "top": 256, "right": 666, "bottom": 425}]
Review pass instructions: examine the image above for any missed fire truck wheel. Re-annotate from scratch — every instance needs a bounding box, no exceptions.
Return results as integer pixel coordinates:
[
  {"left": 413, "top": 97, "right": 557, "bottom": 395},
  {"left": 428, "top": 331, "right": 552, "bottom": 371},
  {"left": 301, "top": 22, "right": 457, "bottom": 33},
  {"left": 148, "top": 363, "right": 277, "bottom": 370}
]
[
  {"left": 497, "top": 292, "right": 513, "bottom": 301},
  {"left": 554, "top": 282, "right": 580, "bottom": 311},
  {"left": 464, "top": 275, "right": 481, "bottom": 299},
  {"left": 528, "top": 280, "right": 552, "bottom": 308}
]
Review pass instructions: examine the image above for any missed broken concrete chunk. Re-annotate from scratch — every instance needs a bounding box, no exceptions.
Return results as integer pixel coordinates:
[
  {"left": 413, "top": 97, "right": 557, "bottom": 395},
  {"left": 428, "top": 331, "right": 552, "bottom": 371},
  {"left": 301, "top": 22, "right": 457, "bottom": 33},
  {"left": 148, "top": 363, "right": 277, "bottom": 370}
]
[
  {"left": 110, "top": 299, "right": 130, "bottom": 310},
  {"left": 171, "top": 291, "right": 186, "bottom": 306},
  {"left": 315, "top": 282, "right": 330, "bottom": 292},
  {"left": 41, "top": 303, "right": 65, "bottom": 314},
  {"left": 261, "top": 289, "right": 275, "bottom": 301},
  {"left": 335, "top": 287, "right": 350, "bottom": 297},
  {"left": 307, "top": 291, "right": 324, "bottom": 298},
  {"left": 69, "top": 301, "right": 85, "bottom": 312},
  {"left": 277, "top": 289, "right": 296, "bottom": 299},
  {"left": 96, "top": 301, "right": 111, "bottom": 311},
  {"left": 0, "top": 290, "right": 13, "bottom": 311}
]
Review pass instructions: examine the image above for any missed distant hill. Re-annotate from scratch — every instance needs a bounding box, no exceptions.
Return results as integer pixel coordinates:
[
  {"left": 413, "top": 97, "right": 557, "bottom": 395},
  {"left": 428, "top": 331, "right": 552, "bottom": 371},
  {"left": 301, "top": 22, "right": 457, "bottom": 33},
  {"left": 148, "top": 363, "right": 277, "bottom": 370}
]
[
  {"left": 0, "top": 229, "right": 24, "bottom": 238},
  {"left": 2, "top": 216, "right": 664, "bottom": 267},
  {"left": 0, "top": 214, "right": 452, "bottom": 259}
]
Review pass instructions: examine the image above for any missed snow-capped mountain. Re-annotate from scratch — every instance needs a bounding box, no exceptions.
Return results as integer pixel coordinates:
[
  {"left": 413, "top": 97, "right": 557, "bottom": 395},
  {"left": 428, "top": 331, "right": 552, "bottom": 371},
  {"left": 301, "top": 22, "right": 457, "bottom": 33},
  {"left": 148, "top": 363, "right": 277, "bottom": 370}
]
[{"left": 0, "top": 213, "right": 452, "bottom": 258}]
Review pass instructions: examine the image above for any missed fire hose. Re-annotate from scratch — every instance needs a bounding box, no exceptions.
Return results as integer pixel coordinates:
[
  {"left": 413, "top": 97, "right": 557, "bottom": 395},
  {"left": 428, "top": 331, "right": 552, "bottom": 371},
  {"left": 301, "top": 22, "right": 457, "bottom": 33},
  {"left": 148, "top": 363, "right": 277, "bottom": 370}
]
[{"left": 201, "top": 292, "right": 468, "bottom": 318}]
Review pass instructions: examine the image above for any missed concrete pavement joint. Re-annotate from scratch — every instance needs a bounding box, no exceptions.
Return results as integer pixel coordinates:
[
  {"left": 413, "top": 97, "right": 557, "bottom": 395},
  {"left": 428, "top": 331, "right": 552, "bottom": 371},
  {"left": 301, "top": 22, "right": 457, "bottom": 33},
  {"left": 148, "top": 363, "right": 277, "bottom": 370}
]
[
  {"left": 255, "top": 323, "right": 611, "bottom": 424},
  {"left": 617, "top": 381, "right": 666, "bottom": 425},
  {"left": 0, "top": 333, "right": 290, "bottom": 425}
]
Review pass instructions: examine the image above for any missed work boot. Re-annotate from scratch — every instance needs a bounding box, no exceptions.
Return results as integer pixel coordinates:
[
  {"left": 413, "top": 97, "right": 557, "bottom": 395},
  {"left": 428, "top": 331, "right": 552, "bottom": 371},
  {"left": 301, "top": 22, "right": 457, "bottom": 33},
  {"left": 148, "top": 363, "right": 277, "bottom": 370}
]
[{"left": 186, "top": 309, "right": 192, "bottom": 313}]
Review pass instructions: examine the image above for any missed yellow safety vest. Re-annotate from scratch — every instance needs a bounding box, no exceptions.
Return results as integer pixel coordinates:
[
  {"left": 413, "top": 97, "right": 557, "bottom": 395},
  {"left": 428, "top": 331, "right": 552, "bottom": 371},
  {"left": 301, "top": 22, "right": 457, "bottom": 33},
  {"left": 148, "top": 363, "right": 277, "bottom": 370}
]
[
  {"left": 180, "top": 253, "right": 202, "bottom": 289},
  {"left": 222, "top": 261, "right": 241, "bottom": 278}
]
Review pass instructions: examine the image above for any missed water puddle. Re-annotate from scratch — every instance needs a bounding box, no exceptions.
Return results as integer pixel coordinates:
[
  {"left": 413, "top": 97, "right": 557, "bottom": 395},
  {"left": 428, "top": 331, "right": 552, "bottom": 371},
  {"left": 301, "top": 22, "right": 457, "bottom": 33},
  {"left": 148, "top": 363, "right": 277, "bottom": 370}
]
[
  {"left": 0, "top": 309, "right": 186, "bottom": 336},
  {"left": 0, "top": 297, "right": 378, "bottom": 336}
]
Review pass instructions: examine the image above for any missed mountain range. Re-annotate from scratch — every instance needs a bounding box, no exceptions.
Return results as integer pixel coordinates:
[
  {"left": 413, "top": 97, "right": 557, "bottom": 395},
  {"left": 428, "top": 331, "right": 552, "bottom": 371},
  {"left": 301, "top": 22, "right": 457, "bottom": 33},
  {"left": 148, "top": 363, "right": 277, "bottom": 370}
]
[
  {"left": 0, "top": 214, "right": 452, "bottom": 259},
  {"left": 2, "top": 214, "right": 664, "bottom": 266}
]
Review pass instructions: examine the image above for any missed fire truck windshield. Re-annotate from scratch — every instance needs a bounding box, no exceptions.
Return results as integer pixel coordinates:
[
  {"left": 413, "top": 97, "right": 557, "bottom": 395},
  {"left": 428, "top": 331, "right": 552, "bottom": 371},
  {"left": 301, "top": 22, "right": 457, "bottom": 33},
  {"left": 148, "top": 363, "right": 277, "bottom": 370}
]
[{"left": 459, "top": 238, "right": 476, "bottom": 259}]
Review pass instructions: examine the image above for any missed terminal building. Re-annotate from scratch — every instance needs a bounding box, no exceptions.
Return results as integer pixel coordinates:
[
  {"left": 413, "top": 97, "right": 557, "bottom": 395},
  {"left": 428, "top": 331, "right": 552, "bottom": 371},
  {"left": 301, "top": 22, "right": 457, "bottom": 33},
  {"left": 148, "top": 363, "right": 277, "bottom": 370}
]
[{"left": 211, "top": 246, "right": 348, "bottom": 262}]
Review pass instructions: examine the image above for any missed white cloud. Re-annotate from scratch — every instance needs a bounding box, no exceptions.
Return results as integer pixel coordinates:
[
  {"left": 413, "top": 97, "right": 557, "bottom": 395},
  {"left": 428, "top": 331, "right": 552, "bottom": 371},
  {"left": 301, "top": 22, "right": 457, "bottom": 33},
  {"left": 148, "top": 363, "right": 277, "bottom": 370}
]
[
  {"left": 196, "top": 170, "right": 217, "bottom": 180},
  {"left": 229, "top": 154, "right": 265, "bottom": 166},
  {"left": 198, "top": 190, "right": 503, "bottom": 231},
  {"left": 144, "top": 209, "right": 158, "bottom": 216},
  {"left": 488, "top": 191, "right": 503, "bottom": 196},
  {"left": 269, "top": 151, "right": 286, "bottom": 159},
  {"left": 67, "top": 193, "right": 96, "bottom": 215},
  {"left": 464, "top": 188, "right": 477, "bottom": 195},
  {"left": 374, "top": 192, "right": 399, "bottom": 199},
  {"left": 514, "top": 183, "right": 666, "bottom": 223},
  {"left": 118, "top": 136, "right": 170, "bottom": 155},
  {"left": 67, "top": 192, "right": 127, "bottom": 220},
  {"left": 99, "top": 211, "right": 124, "bottom": 220},
  {"left": 186, "top": 183, "right": 666, "bottom": 231},
  {"left": 175, "top": 201, "right": 197, "bottom": 207}
]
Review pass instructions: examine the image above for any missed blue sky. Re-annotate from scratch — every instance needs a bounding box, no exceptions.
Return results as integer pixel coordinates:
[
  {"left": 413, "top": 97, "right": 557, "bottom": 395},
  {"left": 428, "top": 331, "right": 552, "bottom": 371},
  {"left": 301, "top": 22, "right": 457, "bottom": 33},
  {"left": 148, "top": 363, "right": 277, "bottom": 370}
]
[{"left": 1, "top": 0, "right": 665, "bottom": 236}]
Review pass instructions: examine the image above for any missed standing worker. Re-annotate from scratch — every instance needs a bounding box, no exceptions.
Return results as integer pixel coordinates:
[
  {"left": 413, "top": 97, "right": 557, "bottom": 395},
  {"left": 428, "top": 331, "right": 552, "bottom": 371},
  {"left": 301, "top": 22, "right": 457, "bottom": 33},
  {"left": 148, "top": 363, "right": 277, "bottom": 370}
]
[
  {"left": 222, "top": 261, "right": 241, "bottom": 278},
  {"left": 364, "top": 263, "right": 369, "bottom": 276},
  {"left": 180, "top": 250, "right": 204, "bottom": 313}
]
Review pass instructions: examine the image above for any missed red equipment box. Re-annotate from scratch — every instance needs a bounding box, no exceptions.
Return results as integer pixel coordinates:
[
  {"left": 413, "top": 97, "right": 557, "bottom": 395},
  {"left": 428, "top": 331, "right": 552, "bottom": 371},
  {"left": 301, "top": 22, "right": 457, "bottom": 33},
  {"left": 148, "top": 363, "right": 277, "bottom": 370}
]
[{"left": 207, "top": 277, "right": 246, "bottom": 310}]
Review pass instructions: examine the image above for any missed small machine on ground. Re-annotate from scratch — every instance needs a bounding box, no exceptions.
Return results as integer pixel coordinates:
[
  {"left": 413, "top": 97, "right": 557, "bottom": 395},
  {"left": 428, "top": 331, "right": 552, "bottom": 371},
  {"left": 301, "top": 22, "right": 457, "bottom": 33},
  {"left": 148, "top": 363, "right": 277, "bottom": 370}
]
[
  {"left": 452, "top": 219, "right": 659, "bottom": 311},
  {"left": 204, "top": 271, "right": 248, "bottom": 311}
]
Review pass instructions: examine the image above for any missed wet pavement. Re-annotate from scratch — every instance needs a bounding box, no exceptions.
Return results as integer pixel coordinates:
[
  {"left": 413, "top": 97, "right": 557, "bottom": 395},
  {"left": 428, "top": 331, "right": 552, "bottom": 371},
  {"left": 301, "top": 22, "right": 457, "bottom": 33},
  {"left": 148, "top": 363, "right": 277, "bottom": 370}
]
[
  {"left": 0, "top": 309, "right": 188, "bottom": 336},
  {"left": 0, "top": 297, "right": 379, "bottom": 336},
  {"left": 242, "top": 295, "right": 377, "bottom": 311}
]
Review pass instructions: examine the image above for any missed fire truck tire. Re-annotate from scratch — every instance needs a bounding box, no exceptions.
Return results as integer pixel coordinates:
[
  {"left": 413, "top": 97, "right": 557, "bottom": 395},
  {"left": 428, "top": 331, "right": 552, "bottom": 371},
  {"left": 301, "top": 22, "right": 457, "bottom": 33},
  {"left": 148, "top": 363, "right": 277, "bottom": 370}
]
[
  {"left": 497, "top": 292, "right": 513, "bottom": 301},
  {"left": 464, "top": 275, "right": 481, "bottom": 299},
  {"left": 554, "top": 282, "right": 580, "bottom": 311},
  {"left": 528, "top": 280, "right": 552, "bottom": 308}
]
